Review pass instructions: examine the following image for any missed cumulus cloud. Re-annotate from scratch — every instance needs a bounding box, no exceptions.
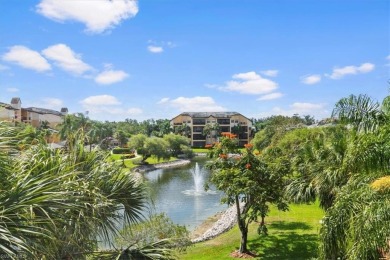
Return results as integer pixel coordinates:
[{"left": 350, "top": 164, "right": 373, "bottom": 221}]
[
  {"left": 26, "top": 97, "right": 64, "bottom": 110},
  {"left": 147, "top": 45, "right": 164, "bottom": 53},
  {"left": 159, "top": 96, "right": 226, "bottom": 112},
  {"left": 157, "top": 97, "right": 170, "bottom": 104},
  {"left": 79, "top": 95, "right": 142, "bottom": 120},
  {"left": 260, "top": 70, "right": 278, "bottom": 77},
  {"left": 259, "top": 102, "right": 328, "bottom": 119},
  {"left": 6, "top": 88, "right": 19, "bottom": 93},
  {"left": 147, "top": 40, "right": 176, "bottom": 53},
  {"left": 42, "top": 44, "right": 92, "bottom": 75},
  {"left": 301, "top": 74, "right": 321, "bottom": 85},
  {"left": 257, "top": 92, "right": 283, "bottom": 101},
  {"left": 291, "top": 102, "right": 325, "bottom": 111},
  {"left": 80, "top": 95, "right": 121, "bottom": 106},
  {"left": 2, "top": 45, "right": 51, "bottom": 72},
  {"left": 41, "top": 98, "right": 63, "bottom": 109},
  {"left": 328, "top": 62, "right": 375, "bottom": 79},
  {"left": 95, "top": 69, "right": 129, "bottom": 84},
  {"left": 36, "top": 0, "right": 138, "bottom": 33},
  {"left": 127, "top": 108, "right": 143, "bottom": 115},
  {"left": 221, "top": 71, "right": 278, "bottom": 95},
  {"left": 204, "top": 83, "right": 218, "bottom": 89}
]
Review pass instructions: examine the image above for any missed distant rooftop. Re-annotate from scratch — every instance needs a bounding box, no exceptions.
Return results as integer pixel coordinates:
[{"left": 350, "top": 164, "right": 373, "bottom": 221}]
[
  {"left": 0, "top": 102, "right": 16, "bottom": 110},
  {"left": 178, "top": 112, "right": 244, "bottom": 118},
  {"left": 24, "top": 107, "right": 63, "bottom": 116}
]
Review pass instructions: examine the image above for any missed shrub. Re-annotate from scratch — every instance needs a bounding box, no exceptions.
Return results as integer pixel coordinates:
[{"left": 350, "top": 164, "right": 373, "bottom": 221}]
[
  {"left": 120, "top": 153, "right": 135, "bottom": 159},
  {"left": 112, "top": 147, "right": 133, "bottom": 154}
]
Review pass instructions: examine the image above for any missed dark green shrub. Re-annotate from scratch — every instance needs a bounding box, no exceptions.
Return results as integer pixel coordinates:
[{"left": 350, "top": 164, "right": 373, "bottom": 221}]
[{"left": 112, "top": 148, "right": 133, "bottom": 154}]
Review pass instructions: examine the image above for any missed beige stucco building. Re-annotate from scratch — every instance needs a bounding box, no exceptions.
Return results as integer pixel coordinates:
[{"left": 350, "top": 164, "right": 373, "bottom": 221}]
[
  {"left": 171, "top": 112, "right": 253, "bottom": 147},
  {"left": 0, "top": 97, "right": 68, "bottom": 128}
]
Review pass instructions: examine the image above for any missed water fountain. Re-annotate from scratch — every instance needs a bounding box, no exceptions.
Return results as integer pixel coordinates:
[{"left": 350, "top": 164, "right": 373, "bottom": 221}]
[
  {"left": 192, "top": 162, "right": 204, "bottom": 195},
  {"left": 182, "top": 162, "right": 216, "bottom": 196},
  {"left": 144, "top": 158, "right": 225, "bottom": 230}
]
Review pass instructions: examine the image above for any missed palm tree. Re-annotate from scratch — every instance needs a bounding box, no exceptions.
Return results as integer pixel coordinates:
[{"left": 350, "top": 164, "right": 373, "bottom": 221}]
[
  {"left": 0, "top": 124, "right": 180, "bottom": 259},
  {"left": 332, "top": 94, "right": 386, "bottom": 133}
]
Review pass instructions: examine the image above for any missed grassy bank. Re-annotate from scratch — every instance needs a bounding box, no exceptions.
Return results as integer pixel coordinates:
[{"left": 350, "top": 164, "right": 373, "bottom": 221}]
[
  {"left": 180, "top": 202, "right": 324, "bottom": 260},
  {"left": 111, "top": 153, "right": 178, "bottom": 169}
]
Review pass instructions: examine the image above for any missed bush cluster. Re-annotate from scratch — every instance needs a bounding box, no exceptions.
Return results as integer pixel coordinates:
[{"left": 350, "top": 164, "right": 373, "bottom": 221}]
[{"left": 112, "top": 147, "right": 133, "bottom": 154}]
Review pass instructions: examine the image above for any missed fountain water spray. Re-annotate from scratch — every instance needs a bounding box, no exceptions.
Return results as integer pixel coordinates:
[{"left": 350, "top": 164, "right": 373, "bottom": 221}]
[{"left": 192, "top": 162, "right": 204, "bottom": 194}]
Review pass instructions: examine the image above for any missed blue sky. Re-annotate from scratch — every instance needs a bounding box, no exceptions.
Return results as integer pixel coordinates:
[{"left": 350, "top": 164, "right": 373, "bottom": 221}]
[{"left": 1, "top": 0, "right": 389, "bottom": 121}]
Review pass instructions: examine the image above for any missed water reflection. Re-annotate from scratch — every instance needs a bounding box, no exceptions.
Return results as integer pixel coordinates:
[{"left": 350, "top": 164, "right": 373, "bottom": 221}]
[{"left": 144, "top": 157, "right": 226, "bottom": 230}]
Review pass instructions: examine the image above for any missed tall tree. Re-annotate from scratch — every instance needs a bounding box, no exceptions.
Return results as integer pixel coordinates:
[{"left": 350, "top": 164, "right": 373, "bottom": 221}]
[{"left": 207, "top": 137, "right": 287, "bottom": 254}]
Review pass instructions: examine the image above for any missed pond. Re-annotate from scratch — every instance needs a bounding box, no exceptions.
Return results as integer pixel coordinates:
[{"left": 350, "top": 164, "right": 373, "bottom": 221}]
[{"left": 143, "top": 157, "right": 227, "bottom": 230}]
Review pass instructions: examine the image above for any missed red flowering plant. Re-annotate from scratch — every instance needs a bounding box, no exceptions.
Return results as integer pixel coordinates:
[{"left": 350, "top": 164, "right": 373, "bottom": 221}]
[{"left": 205, "top": 137, "right": 288, "bottom": 254}]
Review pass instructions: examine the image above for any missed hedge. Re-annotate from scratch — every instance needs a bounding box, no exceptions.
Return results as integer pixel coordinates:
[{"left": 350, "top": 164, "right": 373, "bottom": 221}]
[{"left": 112, "top": 148, "right": 133, "bottom": 154}]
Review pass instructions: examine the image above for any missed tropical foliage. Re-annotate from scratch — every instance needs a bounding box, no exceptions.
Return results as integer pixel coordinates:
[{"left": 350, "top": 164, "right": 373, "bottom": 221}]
[
  {"left": 249, "top": 93, "right": 390, "bottom": 259},
  {"left": 0, "top": 123, "right": 182, "bottom": 259},
  {"left": 318, "top": 94, "right": 390, "bottom": 259}
]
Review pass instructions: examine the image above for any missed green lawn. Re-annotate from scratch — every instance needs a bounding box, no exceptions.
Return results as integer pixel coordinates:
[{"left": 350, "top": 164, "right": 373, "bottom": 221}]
[
  {"left": 110, "top": 153, "right": 178, "bottom": 169},
  {"left": 179, "top": 202, "right": 324, "bottom": 260},
  {"left": 192, "top": 148, "right": 211, "bottom": 153}
]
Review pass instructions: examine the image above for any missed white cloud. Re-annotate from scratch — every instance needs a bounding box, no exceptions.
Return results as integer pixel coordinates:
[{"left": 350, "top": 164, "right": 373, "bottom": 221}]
[
  {"left": 221, "top": 71, "right": 278, "bottom": 95},
  {"left": 42, "top": 44, "right": 92, "bottom": 75},
  {"left": 157, "top": 97, "right": 170, "bottom": 104},
  {"left": 25, "top": 97, "right": 64, "bottom": 110},
  {"left": 291, "top": 102, "right": 325, "bottom": 111},
  {"left": 328, "top": 62, "right": 375, "bottom": 79},
  {"left": 6, "top": 88, "right": 19, "bottom": 92},
  {"left": 2, "top": 45, "right": 51, "bottom": 72},
  {"left": 95, "top": 69, "right": 129, "bottom": 84},
  {"left": 387, "top": 55, "right": 390, "bottom": 60},
  {"left": 161, "top": 96, "right": 226, "bottom": 112},
  {"left": 301, "top": 74, "right": 321, "bottom": 85},
  {"left": 127, "top": 108, "right": 143, "bottom": 115},
  {"left": 147, "top": 45, "right": 164, "bottom": 53},
  {"left": 257, "top": 92, "right": 283, "bottom": 101},
  {"left": 260, "top": 70, "right": 278, "bottom": 77},
  {"left": 80, "top": 95, "right": 121, "bottom": 106},
  {"left": 258, "top": 102, "right": 328, "bottom": 119},
  {"left": 79, "top": 95, "right": 143, "bottom": 120},
  {"left": 204, "top": 83, "right": 218, "bottom": 89},
  {"left": 36, "top": 0, "right": 138, "bottom": 33},
  {"left": 42, "top": 98, "right": 63, "bottom": 109}
]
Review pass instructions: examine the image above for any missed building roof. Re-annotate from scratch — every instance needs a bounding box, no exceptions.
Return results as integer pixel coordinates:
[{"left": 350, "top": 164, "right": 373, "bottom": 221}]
[
  {"left": 0, "top": 102, "right": 16, "bottom": 110},
  {"left": 172, "top": 112, "right": 252, "bottom": 121},
  {"left": 24, "top": 107, "right": 63, "bottom": 116},
  {"left": 179, "top": 112, "right": 241, "bottom": 118}
]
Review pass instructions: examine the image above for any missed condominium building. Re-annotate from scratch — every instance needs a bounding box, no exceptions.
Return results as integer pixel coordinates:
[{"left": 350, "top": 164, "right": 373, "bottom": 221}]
[
  {"left": 0, "top": 97, "right": 68, "bottom": 128},
  {"left": 171, "top": 112, "right": 253, "bottom": 147}
]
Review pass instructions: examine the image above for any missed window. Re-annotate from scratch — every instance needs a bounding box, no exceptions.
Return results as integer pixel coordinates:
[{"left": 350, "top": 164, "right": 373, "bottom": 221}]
[
  {"left": 218, "top": 119, "right": 230, "bottom": 124},
  {"left": 193, "top": 118, "right": 206, "bottom": 125}
]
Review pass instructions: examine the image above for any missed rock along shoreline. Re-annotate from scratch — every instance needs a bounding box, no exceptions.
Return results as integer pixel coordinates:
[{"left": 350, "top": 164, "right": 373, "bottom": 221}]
[{"left": 132, "top": 159, "right": 191, "bottom": 173}]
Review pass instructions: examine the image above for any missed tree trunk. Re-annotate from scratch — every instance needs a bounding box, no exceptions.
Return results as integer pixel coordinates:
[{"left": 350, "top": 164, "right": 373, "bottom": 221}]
[
  {"left": 235, "top": 195, "right": 249, "bottom": 253},
  {"left": 239, "top": 224, "right": 248, "bottom": 253}
]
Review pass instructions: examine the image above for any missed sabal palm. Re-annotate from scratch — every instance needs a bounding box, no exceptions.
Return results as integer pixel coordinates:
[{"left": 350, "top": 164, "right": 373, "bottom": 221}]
[
  {"left": 0, "top": 124, "right": 148, "bottom": 259},
  {"left": 318, "top": 94, "right": 390, "bottom": 259},
  {"left": 332, "top": 94, "right": 386, "bottom": 133}
]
